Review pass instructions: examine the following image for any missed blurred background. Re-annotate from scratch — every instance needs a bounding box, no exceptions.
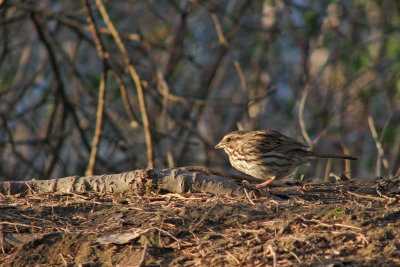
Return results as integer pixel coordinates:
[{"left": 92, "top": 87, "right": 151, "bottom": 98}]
[{"left": 0, "top": 0, "right": 399, "bottom": 181}]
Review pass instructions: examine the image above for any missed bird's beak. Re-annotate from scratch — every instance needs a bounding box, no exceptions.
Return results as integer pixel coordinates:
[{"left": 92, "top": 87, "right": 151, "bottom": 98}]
[{"left": 215, "top": 142, "right": 224, "bottom": 149}]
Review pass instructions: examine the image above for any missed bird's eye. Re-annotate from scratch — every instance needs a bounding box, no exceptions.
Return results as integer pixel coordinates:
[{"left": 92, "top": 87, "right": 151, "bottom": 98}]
[{"left": 226, "top": 137, "right": 231, "bottom": 143}]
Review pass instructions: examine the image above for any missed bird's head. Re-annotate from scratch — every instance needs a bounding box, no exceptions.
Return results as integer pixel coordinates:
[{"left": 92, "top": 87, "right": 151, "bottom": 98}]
[{"left": 215, "top": 130, "right": 249, "bottom": 152}]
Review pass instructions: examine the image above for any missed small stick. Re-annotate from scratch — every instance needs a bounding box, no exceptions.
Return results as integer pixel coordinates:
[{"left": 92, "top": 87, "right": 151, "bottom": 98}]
[
  {"left": 25, "top": 182, "right": 38, "bottom": 195},
  {"left": 323, "top": 159, "right": 332, "bottom": 182},
  {"left": 138, "top": 243, "right": 149, "bottom": 267},
  {"left": 299, "top": 87, "right": 313, "bottom": 148},
  {"left": 95, "top": 0, "right": 154, "bottom": 168},
  {"left": 244, "top": 189, "right": 255, "bottom": 205},
  {"left": 0, "top": 221, "right": 43, "bottom": 229},
  {"left": 59, "top": 253, "right": 68, "bottom": 266},
  {"left": 289, "top": 251, "right": 301, "bottom": 263},
  {"left": 267, "top": 245, "right": 277, "bottom": 267},
  {"left": 333, "top": 223, "right": 361, "bottom": 230},
  {"left": 368, "top": 115, "right": 390, "bottom": 176},
  {"left": 341, "top": 142, "right": 352, "bottom": 178},
  {"left": 226, "top": 250, "right": 240, "bottom": 264},
  {"left": 234, "top": 60, "right": 248, "bottom": 93},
  {"left": 154, "top": 227, "right": 184, "bottom": 249},
  {"left": 310, "top": 218, "right": 361, "bottom": 230},
  {"left": 356, "top": 232, "right": 369, "bottom": 245},
  {"left": 211, "top": 13, "right": 228, "bottom": 47}
]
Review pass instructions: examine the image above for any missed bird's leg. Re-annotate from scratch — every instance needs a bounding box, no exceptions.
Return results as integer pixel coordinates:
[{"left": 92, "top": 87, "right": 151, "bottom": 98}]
[{"left": 256, "top": 177, "right": 276, "bottom": 188}]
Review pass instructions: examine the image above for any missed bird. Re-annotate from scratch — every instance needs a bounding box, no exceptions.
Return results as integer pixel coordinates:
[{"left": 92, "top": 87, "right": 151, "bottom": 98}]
[{"left": 215, "top": 129, "right": 358, "bottom": 188}]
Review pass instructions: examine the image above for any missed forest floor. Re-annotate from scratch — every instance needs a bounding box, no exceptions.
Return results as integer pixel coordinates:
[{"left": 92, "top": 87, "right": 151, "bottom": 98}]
[{"left": 1, "top": 177, "right": 400, "bottom": 266}]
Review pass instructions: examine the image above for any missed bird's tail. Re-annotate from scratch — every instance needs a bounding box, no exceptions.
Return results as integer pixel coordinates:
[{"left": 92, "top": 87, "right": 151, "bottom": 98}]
[{"left": 306, "top": 151, "right": 358, "bottom": 160}]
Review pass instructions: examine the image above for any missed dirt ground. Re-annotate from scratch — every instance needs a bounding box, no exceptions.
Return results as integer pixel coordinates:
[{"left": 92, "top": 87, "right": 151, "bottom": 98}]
[{"left": 1, "top": 177, "right": 400, "bottom": 266}]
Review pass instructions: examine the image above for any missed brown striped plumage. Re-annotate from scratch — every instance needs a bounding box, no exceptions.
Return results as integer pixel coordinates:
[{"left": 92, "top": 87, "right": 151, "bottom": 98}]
[{"left": 215, "top": 130, "right": 358, "bottom": 188}]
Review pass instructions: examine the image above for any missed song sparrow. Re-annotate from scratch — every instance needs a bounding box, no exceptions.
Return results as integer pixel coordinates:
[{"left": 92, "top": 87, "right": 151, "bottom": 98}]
[{"left": 215, "top": 129, "right": 358, "bottom": 188}]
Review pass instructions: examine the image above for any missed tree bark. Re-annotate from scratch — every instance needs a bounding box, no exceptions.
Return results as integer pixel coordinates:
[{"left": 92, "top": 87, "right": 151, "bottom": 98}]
[{"left": 0, "top": 168, "right": 257, "bottom": 198}]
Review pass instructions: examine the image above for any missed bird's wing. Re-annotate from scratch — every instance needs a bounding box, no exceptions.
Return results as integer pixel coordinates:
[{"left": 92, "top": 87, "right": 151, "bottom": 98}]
[{"left": 255, "top": 130, "right": 308, "bottom": 153}]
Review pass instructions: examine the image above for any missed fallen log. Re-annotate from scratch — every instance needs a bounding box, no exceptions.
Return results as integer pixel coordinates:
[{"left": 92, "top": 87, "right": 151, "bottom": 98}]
[{"left": 0, "top": 168, "right": 259, "bottom": 198}]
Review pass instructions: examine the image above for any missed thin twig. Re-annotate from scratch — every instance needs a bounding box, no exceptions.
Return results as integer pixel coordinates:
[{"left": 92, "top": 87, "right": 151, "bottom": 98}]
[
  {"left": 289, "top": 251, "right": 301, "bottom": 263},
  {"left": 82, "top": 0, "right": 108, "bottom": 176},
  {"left": 59, "top": 253, "right": 68, "bottom": 266},
  {"left": 267, "top": 245, "right": 277, "bottom": 267},
  {"left": 299, "top": 87, "right": 312, "bottom": 147},
  {"left": 31, "top": 14, "right": 69, "bottom": 178},
  {"left": 244, "top": 188, "right": 255, "bottom": 205},
  {"left": 157, "top": 69, "right": 188, "bottom": 104},
  {"left": 25, "top": 182, "right": 37, "bottom": 195},
  {"left": 0, "top": 221, "right": 43, "bottom": 229},
  {"left": 30, "top": 11, "right": 93, "bottom": 162},
  {"left": 323, "top": 159, "right": 332, "bottom": 182},
  {"left": 138, "top": 243, "right": 149, "bottom": 267},
  {"left": 333, "top": 223, "right": 361, "bottom": 230},
  {"left": 95, "top": 0, "right": 154, "bottom": 168},
  {"left": 9, "top": 3, "right": 141, "bottom": 42},
  {"left": 85, "top": 73, "right": 107, "bottom": 176},
  {"left": 226, "top": 250, "right": 240, "bottom": 264},
  {"left": 110, "top": 70, "right": 139, "bottom": 126},
  {"left": 368, "top": 115, "right": 390, "bottom": 176},
  {"left": 341, "top": 142, "right": 352, "bottom": 178},
  {"left": 211, "top": 13, "right": 228, "bottom": 47},
  {"left": 234, "top": 60, "right": 247, "bottom": 93},
  {"left": 157, "top": 68, "right": 274, "bottom": 106},
  {"left": 154, "top": 227, "right": 184, "bottom": 249},
  {"left": 157, "top": 83, "right": 274, "bottom": 106}
]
